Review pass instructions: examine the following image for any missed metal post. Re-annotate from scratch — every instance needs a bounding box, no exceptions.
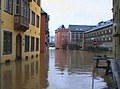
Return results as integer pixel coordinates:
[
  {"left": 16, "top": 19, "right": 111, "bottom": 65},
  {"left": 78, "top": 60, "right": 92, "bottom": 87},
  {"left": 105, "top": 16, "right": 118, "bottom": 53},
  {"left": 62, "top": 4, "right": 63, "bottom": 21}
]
[
  {"left": 0, "top": 0, "right": 1, "bottom": 63},
  {"left": 92, "top": 61, "right": 96, "bottom": 89}
]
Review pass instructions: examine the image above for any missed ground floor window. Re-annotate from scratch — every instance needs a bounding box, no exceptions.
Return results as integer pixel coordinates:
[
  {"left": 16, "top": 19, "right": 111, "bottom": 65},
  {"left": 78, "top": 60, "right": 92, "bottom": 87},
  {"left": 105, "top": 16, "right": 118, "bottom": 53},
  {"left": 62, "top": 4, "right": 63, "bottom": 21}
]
[
  {"left": 3, "top": 31, "right": 12, "bottom": 54},
  {"left": 36, "top": 38, "right": 39, "bottom": 51},
  {"left": 25, "top": 36, "right": 39, "bottom": 52},
  {"left": 31, "top": 36, "right": 35, "bottom": 51},
  {"left": 25, "top": 35, "right": 30, "bottom": 52}
]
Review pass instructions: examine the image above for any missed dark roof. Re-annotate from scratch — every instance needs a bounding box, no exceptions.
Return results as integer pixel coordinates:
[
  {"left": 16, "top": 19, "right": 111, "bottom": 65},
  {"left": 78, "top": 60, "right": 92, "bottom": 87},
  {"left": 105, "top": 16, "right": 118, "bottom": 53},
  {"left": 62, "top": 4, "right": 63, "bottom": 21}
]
[
  {"left": 85, "top": 19, "right": 113, "bottom": 33},
  {"left": 68, "top": 25, "right": 95, "bottom": 32},
  {"left": 41, "top": 8, "right": 50, "bottom": 20},
  {"left": 58, "top": 25, "right": 65, "bottom": 29},
  {"left": 41, "top": 8, "right": 47, "bottom": 14}
]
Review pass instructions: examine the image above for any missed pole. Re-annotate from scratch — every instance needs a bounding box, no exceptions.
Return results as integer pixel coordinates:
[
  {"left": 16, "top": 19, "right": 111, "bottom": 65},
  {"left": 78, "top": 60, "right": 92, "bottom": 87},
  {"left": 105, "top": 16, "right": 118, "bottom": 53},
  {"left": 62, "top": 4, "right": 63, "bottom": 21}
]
[
  {"left": 92, "top": 60, "right": 96, "bottom": 89},
  {"left": 0, "top": 0, "right": 1, "bottom": 62}
]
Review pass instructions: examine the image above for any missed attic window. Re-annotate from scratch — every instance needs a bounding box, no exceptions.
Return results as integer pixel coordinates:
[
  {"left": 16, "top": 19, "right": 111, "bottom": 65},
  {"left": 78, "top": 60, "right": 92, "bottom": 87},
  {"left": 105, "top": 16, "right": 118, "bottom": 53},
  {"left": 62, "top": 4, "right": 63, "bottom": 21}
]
[{"left": 76, "top": 28, "right": 78, "bottom": 30}]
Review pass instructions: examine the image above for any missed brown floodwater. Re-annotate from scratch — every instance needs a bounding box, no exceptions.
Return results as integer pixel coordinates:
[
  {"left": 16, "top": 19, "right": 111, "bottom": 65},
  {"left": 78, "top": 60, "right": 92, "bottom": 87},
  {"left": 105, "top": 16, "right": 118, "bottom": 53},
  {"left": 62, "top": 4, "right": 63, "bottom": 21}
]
[{"left": 0, "top": 47, "right": 114, "bottom": 89}]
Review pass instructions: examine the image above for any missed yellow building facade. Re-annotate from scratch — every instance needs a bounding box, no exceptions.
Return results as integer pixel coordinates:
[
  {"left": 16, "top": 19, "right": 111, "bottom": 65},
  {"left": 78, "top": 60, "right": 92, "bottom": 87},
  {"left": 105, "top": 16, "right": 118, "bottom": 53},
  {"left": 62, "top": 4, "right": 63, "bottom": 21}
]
[{"left": 0, "top": 0, "right": 41, "bottom": 63}]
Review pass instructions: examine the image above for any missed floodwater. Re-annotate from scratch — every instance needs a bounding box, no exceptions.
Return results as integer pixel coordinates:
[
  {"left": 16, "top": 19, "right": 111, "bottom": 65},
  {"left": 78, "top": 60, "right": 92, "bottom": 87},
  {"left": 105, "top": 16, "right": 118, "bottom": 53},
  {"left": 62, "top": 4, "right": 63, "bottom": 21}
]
[{"left": 0, "top": 47, "right": 114, "bottom": 89}]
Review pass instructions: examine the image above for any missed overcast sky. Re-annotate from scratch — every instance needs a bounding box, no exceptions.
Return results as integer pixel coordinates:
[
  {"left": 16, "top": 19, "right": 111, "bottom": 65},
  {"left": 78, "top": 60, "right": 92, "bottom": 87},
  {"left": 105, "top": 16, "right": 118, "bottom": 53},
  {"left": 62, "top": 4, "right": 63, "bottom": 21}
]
[{"left": 41, "top": 0, "right": 113, "bottom": 36}]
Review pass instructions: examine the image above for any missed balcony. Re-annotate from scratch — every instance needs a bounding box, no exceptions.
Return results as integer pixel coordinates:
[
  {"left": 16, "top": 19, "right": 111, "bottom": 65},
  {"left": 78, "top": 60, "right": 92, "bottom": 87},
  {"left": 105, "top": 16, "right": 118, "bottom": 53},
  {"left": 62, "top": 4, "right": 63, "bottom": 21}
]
[
  {"left": 14, "top": 0, "right": 30, "bottom": 32},
  {"left": 14, "top": 15, "right": 29, "bottom": 32}
]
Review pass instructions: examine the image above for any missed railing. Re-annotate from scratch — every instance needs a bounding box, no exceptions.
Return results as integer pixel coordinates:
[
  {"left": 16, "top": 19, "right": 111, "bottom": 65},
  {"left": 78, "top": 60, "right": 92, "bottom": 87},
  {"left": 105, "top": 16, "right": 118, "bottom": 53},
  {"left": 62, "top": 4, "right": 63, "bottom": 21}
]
[
  {"left": 14, "top": 15, "right": 29, "bottom": 32},
  {"left": 107, "top": 59, "right": 120, "bottom": 89},
  {"left": 93, "top": 55, "right": 120, "bottom": 89}
]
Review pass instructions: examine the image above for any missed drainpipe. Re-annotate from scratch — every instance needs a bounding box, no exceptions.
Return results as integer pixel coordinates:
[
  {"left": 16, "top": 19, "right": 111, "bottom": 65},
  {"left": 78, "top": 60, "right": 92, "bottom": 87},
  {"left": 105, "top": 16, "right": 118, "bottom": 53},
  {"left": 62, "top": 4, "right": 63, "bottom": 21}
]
[{"left": 0, "top": 0, "right": 1, "bottom": 63}]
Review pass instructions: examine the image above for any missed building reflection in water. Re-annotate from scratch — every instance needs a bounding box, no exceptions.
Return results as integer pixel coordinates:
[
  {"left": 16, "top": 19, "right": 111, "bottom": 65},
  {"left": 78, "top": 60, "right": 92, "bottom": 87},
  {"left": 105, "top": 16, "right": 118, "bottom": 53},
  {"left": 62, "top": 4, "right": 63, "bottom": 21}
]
[
  {"left": 0, "top": 48, "right": 113, "bottom": 89},
  {"left": 55, "top": 49, "right": 94, "bottom": 75},
  {"left": 54, "top": 49, "right": 109, "bottom": 89},
  {"left": 0, "top": 57, "right": 44, "bottom": 89},
  {"left": 55, "top": 49, "right": 67, "bottom": 73},
  {"left": 40, "top": 52, "right": 49, "bottom": 89},
  {"left": 68, "top": 50, "right": 94, "bottom": 75}
]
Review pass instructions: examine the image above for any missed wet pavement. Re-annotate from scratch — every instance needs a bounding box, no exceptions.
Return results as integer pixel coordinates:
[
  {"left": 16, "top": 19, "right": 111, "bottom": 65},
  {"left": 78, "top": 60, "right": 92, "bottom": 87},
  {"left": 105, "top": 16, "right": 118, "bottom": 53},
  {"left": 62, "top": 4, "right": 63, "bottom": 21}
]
[{"left": 0, "top": 47, "right": 114, "bottom": 89}]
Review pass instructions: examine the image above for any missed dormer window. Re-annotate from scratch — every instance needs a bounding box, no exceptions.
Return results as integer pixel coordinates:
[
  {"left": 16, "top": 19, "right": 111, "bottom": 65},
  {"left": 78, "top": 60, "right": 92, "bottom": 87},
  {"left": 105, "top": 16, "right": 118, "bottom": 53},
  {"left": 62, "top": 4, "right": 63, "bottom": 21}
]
[{"left": 76, "top": 28, "right": 78, "bottom": 30}]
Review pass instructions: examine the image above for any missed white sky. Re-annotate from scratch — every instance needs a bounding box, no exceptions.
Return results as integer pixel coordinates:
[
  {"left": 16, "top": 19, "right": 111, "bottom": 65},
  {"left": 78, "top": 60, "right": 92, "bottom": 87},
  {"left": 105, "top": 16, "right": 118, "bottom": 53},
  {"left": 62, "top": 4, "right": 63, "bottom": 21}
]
[{"left": 41, "top": 0, "right": 113, "bottom": 36}]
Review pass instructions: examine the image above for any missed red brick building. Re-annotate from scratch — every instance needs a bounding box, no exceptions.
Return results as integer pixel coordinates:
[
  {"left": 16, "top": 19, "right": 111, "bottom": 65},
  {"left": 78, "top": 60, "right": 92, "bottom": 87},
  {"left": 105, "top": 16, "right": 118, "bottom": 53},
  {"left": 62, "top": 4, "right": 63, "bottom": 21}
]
[
  {"left": 55, "top": 25, "right": 69, "bottom": 49},
  {"left": 40, "top": 9, "right": 49, "bottom": 53}
]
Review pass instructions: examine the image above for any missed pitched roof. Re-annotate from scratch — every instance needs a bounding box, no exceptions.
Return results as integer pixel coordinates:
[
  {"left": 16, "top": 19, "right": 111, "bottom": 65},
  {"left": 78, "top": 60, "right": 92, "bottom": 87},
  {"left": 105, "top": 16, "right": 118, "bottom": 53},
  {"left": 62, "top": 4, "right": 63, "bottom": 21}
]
[
  {"left": 68, "top": 25, "right": 95, "bottom": 32},
  {"left": 58, "top": 25, "right": 65, "bottom": 29},
  {"left": 85, "top": 19, "right": 113, "bottom": 33}
]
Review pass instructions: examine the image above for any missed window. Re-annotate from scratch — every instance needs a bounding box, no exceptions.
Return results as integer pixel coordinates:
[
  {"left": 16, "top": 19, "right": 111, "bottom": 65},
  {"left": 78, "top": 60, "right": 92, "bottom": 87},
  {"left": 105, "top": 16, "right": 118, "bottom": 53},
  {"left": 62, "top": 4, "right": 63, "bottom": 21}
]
[
  {"left": 37, "top": 0, "right": 40, "bottom": 6},
  {"left": 31, "top": 37, "right": 35, "bottom": 51},
  {"left": 72, "top": 35, "right": 74, "bottom": 38},
  {"left": 21, "top": 0, "right": 24, "bottom": 16},
  {"left": 109, "top": 29, "right": 111, "bottom": 33},
  {"left": 25, "top": 35, "right": 30, "bottom": 52},
  {"left": 15, "top": 0, "right": 19, "bottom": 14},
  {"left": 0, "top": 0, "right": 1, "bottom": 9},
  {"left": 16, "top": 6, "right": 19, "bottom": 14},
  {"left": 33, "top": 0, "right": 36, "bottom": 2},
  {"left": 36, "top": 15, "right": 39, "bottom": 27},
  {"left": 24, "top": 1, "right": 27, "bottom": 17},
  {"left": 32, "top": 11, "right": 35, "bottom": 25},
  {"left": 27, "top": 6, "right": 30, "bottom": 19},
  {"left": 16, "top": 0, "right": 19, "bottom": 4},
  {"left": 36, "top": 38, "right": 39, "bottom": 51},
  {"left": 3, "top": 31, "right": 12, "bottom": 54},
  {"left": 109, "top": 37, "right": 111, "bottom": 41},
  {"left": 105, "top": 38, "right": 107, "bottom": 41},
  {"left": 76, "top": 34, "right": 78, "bottom": 38},
  {"left": 21, "top": 0, "right": 27, "bottom": 17},
  {"left": 4, "top": 0, "right": 13, "bottom": 14}
]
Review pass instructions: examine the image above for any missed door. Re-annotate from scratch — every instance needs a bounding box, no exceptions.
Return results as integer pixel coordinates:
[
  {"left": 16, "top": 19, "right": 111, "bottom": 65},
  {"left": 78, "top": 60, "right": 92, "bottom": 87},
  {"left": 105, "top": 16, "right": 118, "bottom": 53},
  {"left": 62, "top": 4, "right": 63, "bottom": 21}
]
[{"left": 16, "top": 34, "right": 22, "bottom": 60}]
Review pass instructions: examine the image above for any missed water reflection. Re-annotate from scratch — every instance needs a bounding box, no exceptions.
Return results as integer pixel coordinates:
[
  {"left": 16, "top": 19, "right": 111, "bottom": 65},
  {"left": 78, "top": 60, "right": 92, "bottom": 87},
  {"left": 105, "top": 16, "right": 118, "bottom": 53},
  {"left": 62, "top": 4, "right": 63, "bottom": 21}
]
[
  {"left": 47, "top": 48, "right": 109, "bottom": 89},
  {"left": 0, "top": 48, "right": 113, "bottom": 89},
  {"left": 0, "top": 58, "right": 40, "bottom": 89},
  {"left": 67, "top": 50, "right": 93, "bottom": 75},
  {"left": 40, "top": 52, "right": 49, "bottom": 89},
  {"left": 54, "top": 49, "right": 94, "bottom": 75}
]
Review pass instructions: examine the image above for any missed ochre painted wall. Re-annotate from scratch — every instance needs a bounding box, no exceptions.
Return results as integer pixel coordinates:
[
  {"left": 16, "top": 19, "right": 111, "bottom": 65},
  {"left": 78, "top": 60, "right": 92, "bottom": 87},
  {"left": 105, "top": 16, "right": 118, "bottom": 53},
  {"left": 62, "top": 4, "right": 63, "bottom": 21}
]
[
  {"left": 22, "top": 1, "right": 41, "bottom": 60},
  {"left": 0, "top": 0, "right": 41, "bottom": 63}
]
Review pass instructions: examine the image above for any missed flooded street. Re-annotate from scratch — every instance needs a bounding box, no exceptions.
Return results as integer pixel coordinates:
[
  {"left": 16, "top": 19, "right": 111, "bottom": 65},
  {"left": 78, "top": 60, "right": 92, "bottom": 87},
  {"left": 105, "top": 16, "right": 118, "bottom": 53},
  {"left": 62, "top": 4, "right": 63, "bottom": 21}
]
[
  {"left": 0, "top": 47, "right": 114, "bottom": 89},
  {"left": 47, "top": 48, "right": 111, "bottom": 89}
]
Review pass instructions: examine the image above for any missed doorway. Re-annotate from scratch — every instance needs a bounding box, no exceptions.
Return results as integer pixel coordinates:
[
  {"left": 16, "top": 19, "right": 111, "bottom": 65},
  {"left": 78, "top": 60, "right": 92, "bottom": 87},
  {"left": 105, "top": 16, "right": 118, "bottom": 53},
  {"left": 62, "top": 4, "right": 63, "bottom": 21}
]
[{"left": 16, "top": 34, "right": 22, "bottom": 60}]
